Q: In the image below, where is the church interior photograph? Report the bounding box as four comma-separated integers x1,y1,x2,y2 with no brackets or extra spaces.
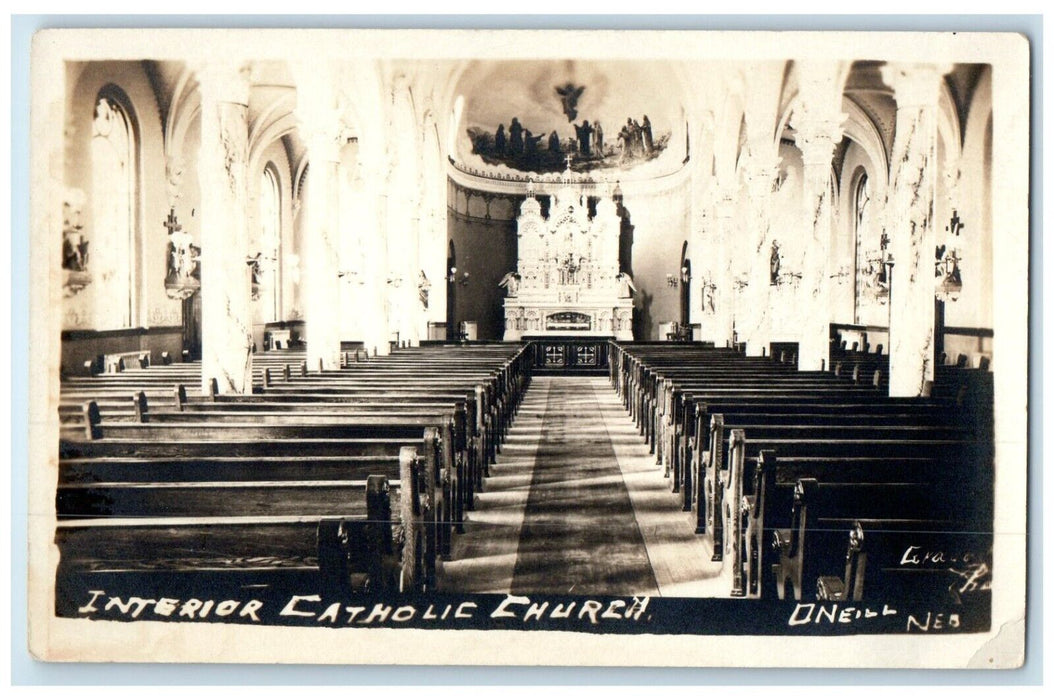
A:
27,29,1029,663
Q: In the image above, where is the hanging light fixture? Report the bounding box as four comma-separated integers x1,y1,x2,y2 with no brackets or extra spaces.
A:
935,248,963,302
935,210,965,303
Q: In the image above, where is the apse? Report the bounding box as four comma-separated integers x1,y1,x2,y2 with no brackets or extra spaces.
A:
452,60,689,177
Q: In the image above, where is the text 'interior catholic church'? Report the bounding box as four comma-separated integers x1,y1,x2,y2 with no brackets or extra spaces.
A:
30,30,1029,665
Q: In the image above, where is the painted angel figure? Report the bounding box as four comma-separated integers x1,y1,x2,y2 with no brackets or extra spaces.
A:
555,83,586,122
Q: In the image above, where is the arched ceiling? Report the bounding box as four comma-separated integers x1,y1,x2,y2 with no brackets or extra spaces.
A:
451,60,689,178
144,59,305,184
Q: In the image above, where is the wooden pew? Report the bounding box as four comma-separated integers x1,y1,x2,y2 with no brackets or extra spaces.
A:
609,341,993,605
56,446,424,596
62,409,447,579
721,433,991,601
769,478,987,603
815,520,993,603
127,393,474,557
56,344,533,599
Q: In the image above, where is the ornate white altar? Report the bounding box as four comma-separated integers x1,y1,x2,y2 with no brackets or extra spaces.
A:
503,183,634,341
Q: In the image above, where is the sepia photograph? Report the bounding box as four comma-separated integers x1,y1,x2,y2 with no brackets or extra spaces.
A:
25,26,1030,669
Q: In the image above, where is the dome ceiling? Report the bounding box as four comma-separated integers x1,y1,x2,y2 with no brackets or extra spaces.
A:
453,60,688,178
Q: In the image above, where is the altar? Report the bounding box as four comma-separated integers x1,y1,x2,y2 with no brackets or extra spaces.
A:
502,181,634,341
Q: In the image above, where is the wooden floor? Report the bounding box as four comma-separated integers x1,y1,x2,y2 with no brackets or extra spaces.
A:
442,376,729,597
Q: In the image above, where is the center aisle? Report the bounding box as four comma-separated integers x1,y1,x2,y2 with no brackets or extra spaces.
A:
443,376,721,597
510,377,659,595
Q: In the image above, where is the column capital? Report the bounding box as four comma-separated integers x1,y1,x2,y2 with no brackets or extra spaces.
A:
792,105,846,170
715,189,737,220
196,62,252,107
740,149,782,199
301,117,349,164
294,61,349,164
880,62,953,110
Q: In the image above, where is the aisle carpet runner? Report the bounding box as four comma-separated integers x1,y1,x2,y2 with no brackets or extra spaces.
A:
511,378,659,595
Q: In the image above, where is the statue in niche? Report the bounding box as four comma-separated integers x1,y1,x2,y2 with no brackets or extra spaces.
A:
62,188,88,272
164,207,201,300
248,253,263,301
770,240,781,286
703,279,716,313
62,186,92,297
418,270,431,309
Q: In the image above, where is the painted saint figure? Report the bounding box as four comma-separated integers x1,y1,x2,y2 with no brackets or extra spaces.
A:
509,118,524,155
632,119,644,155
494,123,506,155
617,123,632,164
524,130,544,156
574,120,595,157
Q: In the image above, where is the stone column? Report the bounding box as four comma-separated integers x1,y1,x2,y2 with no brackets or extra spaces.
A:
792,67,847,372
739,153,781,356
198,63,253,394
362,173,392,357
295,62,344,371
712,188,737,347
690,175,718,342
882,63,951,396
386,77,422,347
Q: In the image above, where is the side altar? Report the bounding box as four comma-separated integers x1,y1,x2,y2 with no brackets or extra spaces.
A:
502,181,634,341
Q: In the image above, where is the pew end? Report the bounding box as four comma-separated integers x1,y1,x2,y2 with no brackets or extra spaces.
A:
816,522,867,602
82,401,101,440
398,445,424,593
132,391,148,423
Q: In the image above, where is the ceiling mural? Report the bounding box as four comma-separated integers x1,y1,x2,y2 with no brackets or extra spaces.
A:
455,60,686,176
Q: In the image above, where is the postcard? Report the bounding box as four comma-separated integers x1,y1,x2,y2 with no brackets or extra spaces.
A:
27,27,1029,668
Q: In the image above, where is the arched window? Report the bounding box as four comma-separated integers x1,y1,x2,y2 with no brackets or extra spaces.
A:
259,165,282,322
91,90,138,329
855,173,871,234
853,171,878,322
